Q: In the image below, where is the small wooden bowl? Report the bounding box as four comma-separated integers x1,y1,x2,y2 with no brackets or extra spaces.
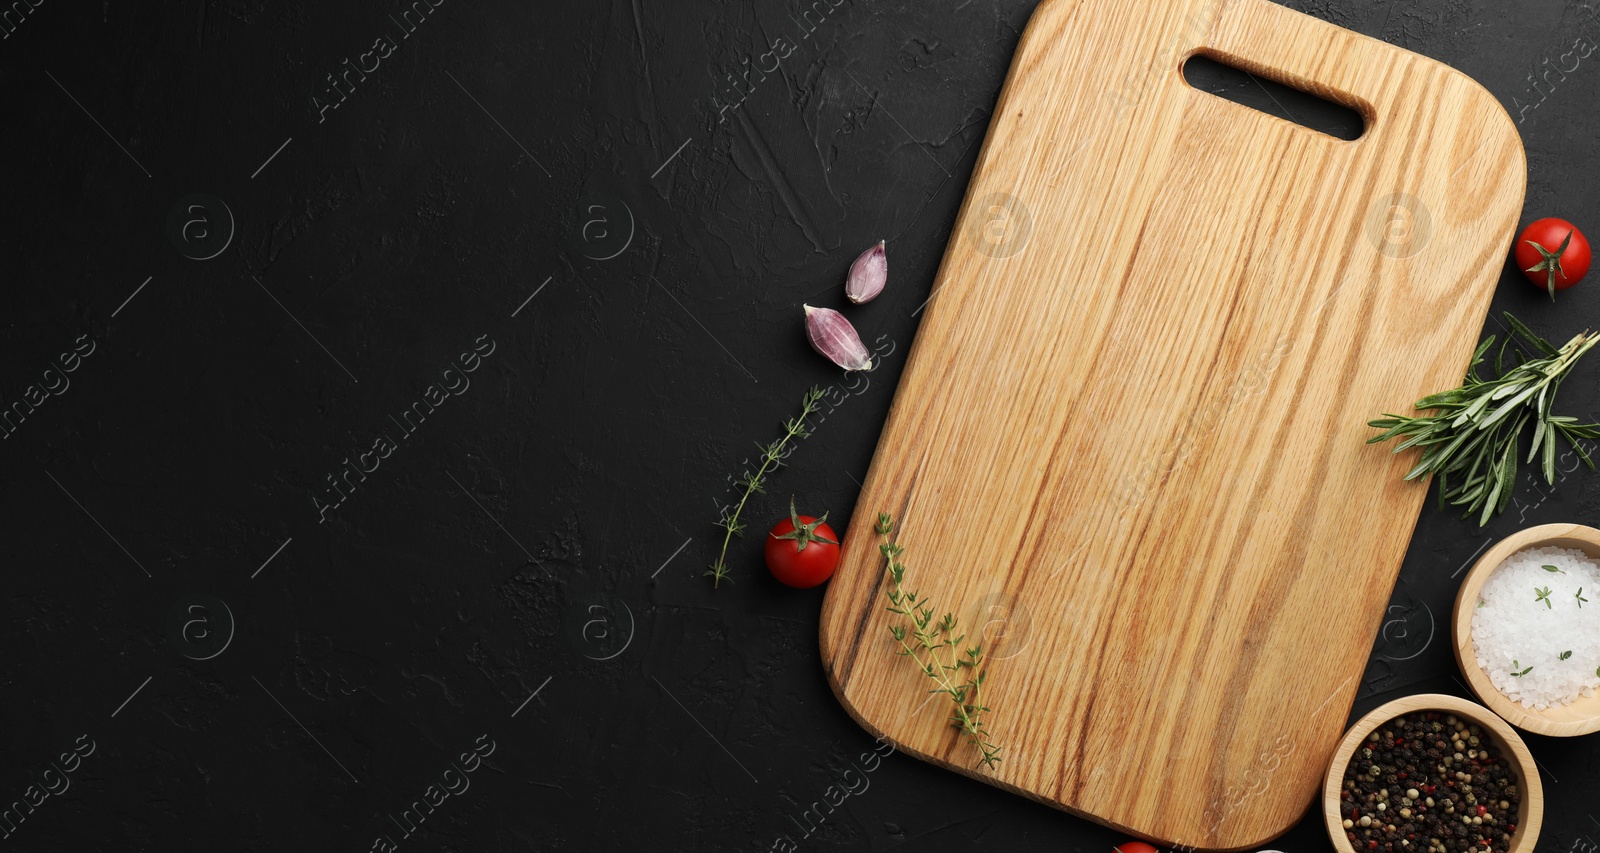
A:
1322,694,1542,853
1452,523,1600,736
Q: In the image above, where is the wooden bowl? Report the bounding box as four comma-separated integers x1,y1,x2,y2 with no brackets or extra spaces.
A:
1322,694,1542,853
1452,522,1600,736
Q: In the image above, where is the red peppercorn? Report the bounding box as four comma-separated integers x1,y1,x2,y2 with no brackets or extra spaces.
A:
1508,825,1516,832
1477,805,1488,816
1369,842,1378,850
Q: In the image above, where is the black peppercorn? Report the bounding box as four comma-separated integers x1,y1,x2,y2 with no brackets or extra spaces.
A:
1340,715,1520,853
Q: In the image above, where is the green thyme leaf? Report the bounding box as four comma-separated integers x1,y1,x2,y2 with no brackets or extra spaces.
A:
877,511,1003,771
707,387,824,588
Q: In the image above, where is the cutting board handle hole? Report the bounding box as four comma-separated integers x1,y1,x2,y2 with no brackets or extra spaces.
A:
1181,54,1366,141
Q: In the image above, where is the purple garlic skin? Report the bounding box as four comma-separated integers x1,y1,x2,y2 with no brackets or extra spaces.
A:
804,305,873,371
846,240,888,304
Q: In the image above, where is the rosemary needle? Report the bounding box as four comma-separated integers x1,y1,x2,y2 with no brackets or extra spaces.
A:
1368,313,1600,527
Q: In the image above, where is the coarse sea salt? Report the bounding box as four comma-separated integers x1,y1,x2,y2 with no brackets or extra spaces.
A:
1471,545,1600,710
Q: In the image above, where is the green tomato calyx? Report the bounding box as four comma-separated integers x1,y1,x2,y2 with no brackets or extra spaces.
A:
772,496,838,552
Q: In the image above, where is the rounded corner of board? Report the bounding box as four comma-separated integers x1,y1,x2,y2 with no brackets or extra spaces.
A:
1449,71,1529,168
1015,0,1084,44
1225,798,1313,852
819,662,903,754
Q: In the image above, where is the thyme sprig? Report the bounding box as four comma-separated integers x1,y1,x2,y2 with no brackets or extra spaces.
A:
1367,313,1600,526
875,512,1002,770
707,387,824,587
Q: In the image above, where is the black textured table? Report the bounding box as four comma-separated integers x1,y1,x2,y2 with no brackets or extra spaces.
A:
4,1,1599,850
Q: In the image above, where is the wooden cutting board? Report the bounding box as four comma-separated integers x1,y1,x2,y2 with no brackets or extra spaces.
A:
818,0,1524,848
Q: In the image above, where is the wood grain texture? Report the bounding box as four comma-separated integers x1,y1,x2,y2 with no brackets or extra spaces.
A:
1453,523,1600,737
817,0,1527,848
1320,694,1542,853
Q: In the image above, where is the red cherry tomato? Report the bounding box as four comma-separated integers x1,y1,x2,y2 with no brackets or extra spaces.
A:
764,499,840,588
1112,843,1160,853
1514,218,1590,300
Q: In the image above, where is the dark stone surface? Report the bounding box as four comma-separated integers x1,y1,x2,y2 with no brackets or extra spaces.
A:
2,0,1598,850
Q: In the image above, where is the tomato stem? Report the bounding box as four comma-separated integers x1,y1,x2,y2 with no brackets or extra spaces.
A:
1524,229,1573,301
771,496,838,552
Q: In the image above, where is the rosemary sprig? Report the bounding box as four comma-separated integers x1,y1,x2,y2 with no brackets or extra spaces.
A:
1367,313,1600,526
706,387,824,587
1535,586,1553,608
875,512,1003,770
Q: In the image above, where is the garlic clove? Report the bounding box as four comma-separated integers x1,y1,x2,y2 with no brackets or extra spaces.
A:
804,305,874,371
845,240,888,304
